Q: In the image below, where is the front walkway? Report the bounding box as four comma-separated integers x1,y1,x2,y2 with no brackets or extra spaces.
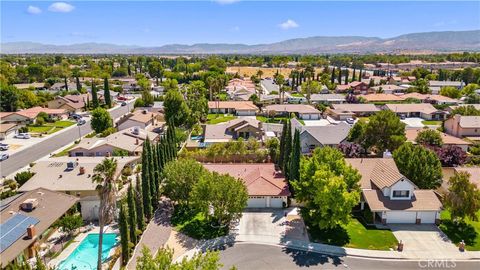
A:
126,199,173,269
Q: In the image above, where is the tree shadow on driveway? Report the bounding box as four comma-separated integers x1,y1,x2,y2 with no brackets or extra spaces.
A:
281,246,345,267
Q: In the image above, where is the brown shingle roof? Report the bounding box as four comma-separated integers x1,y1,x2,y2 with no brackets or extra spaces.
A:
405,128,471,146
0,188,78,267
203,163,291,196
363,189,442,212
345,158,405,189
208,101,258,111
265,104,320,114
384,103,440,114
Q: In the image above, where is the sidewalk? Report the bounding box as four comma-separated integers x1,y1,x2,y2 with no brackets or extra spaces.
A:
126,200,173,269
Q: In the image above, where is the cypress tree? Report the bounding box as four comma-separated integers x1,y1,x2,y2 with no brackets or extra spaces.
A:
278,121,287,168
91,80,99,108
76,76,81,91
283,120,292,179
135,174,145,231
337,68,342,85
127,184,137,244
352,68,356,82
330,67,335,84
148,141,157,208
64,77,69,91
104,78,112,108
86,97,90,109
141,141,152,220
119,203,130,265
358,69,363,82
289,129,301,183
344,69,349,85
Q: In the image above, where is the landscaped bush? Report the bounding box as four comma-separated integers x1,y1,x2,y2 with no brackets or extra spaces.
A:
180,140,269,163
14,171,35,186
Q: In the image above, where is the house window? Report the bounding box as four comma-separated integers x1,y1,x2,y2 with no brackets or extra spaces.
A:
392,190,410,198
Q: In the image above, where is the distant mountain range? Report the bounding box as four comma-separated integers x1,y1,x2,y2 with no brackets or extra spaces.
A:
2,30,479,54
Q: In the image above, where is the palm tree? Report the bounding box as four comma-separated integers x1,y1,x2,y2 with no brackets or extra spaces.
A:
93,158,118,270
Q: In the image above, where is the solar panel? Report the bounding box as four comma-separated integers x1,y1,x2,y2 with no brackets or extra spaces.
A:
0,214,40,253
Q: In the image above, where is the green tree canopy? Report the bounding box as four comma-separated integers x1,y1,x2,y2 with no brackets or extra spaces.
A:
90,107,113,134
415,129,443,147
445,172,480,222
164,90,191,127
393,143,443,189
364,110,406,154
292,147,361,230
162,159,206,205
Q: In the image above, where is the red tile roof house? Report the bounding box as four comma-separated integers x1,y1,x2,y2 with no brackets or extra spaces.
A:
264,104,321,120
336,82,369,94
0,107,68,125
346,158,442,224
203,163,291,208
208,101,258,116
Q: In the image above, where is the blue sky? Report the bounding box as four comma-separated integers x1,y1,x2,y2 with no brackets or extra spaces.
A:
2,1,479,46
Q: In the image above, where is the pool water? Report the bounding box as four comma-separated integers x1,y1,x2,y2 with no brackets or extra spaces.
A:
58,233,118,270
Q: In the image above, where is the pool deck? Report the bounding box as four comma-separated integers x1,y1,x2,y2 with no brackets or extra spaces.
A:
48,225,118,269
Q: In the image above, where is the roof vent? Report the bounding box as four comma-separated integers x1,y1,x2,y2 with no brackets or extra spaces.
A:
66,161,78,170
20,199,38,212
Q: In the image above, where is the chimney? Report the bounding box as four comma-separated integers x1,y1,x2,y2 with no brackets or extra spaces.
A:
79,166,85,175
27,225,36,239
106,152,111,157
135,138,139,145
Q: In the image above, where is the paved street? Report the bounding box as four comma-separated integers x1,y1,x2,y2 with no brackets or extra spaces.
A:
0,100,134,177
219,243,479,270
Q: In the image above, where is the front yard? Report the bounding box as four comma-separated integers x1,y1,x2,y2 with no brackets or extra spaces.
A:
439,210,480,251
171,205,228,240
256,115,305,125
206,114,236,124
308,218,398,250
421,120,443,126
28,120,75,135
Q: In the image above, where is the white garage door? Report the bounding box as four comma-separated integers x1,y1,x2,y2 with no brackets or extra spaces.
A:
417,211,437,224
270,197,284,208
386,211,417,224
247,197,266,208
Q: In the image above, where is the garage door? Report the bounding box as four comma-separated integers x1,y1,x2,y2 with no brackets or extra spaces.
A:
417,211,437,224
247,197,266,208
270,197,284,208
386,211,416,224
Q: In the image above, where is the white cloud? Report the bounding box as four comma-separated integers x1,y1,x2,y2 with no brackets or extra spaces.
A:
279,19,299,30
48,2,75,13
27,5,42,14
213,0,240,5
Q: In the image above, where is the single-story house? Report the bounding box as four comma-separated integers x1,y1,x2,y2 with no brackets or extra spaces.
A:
428,80,464,95
0,123,22,140
405,128,472,152
203,163,291,208
400,93,459,105
346,158,442,224
208,101,258,116
0,188,78,267
328,104,380,120
383,103,446,120
117,110,165,131
202,118,263,145
447,104,480,113
291,118,351,153
68,128,159,157
359,94,405,103
336,82,369,94
444,115,480,138
18,157,139,221
387,76,416,85
0,107,68,125
370,84,407,94
264,104,321,120
310,94,346,104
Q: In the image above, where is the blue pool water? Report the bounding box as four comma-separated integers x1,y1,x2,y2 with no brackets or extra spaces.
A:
57,233,118,270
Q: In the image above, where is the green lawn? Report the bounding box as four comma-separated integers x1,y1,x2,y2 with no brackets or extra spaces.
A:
439,210,480,251
53,144,77,157
172,205,228,240
290,93,305,97
308,218,398,250
206,114,236,124
422,120,443,126
28,120,75,134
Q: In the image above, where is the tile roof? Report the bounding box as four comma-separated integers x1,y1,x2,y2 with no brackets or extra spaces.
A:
405,128,471,146
458,116,480,128
265,104,320,114
400,93,458,103
454,167,480,188
363,189,442,212
2,107,67,119
310,94,346,102
207,101,258,111
127,110,164,124
331,103,380,113
203,118,261,142
384,103,440,114
359,94,404,102
203,163,290,196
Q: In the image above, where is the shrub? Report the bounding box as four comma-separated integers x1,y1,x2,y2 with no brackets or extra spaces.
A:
100,127,117,137
14,171,35,186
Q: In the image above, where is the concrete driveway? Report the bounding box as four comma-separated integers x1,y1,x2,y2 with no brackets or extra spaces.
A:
389,224,459,258
401,117,425,128
233,208,308,244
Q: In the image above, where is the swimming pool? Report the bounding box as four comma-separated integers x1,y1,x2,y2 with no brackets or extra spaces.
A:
57,233,118,270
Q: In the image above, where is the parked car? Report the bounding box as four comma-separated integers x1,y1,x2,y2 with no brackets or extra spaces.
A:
117,96,127,101
0,143,9,151
0,153,9,161
15,133,31,139
121,102,127,106
77,119,86,126
70,114,82,120
400,114,406,120
346,118,355,125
